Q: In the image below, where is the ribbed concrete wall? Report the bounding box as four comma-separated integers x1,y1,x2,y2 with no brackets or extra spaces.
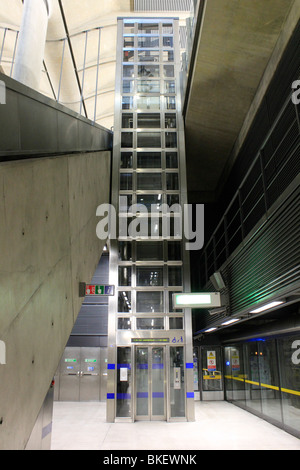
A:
0,150,110,449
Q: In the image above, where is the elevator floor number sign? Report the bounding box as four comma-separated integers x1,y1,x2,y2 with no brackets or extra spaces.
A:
207,350,216,371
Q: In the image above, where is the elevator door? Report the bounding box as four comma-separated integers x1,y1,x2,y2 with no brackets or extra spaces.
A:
135,346,166,421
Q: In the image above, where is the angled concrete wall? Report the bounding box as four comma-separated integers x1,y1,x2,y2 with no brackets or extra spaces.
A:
0,150,110,449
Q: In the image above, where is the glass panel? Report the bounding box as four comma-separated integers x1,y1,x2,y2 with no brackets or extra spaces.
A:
278,336,300,433
258,340,282,423
120,152,133,169
120,173,132,190
165,80,175,93
138,37,159,48
230,345,246,405
163,36,173,47
170,346,185,417
137,152,161,168
118,318,132,330
165,96,176,110
136,347,149,416
118,291,132,313
118,266,132,286
169,291,182,313
138,50,160,62
152,347,165,416
136,95,160,109
136,241,163,260
166,152,178,168
118,241,132,261
169,317,183,329
162,50,174,62
165,132,177,148
244,342,262,414
167,194,180,206
122,96,133,110
138,23,159,34
168,266,182,286
122,114,133,128
168,241,182,260
123,64,134,78
137,194,162,212
136,266,163,286
123,50,135,62
138,64,160,77
137,80,160,93
134,217,162,237
137,173,162,190
162,24,173,34
165,114,176,128
163,65,174,78
123,36,134,48
119,194,132,212
124,23,135,34
137,132,161,149
116,347,132,418
137,113,160,128
123,80,134,94
201,347,223,392
136,318,164,330
136,291,164,312
166,173,179,190
121,132,133,148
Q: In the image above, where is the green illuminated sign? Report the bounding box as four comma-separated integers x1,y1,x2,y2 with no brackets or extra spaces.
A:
131,338,169,343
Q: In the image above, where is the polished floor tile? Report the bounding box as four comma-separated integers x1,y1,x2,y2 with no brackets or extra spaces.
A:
51,400,300,450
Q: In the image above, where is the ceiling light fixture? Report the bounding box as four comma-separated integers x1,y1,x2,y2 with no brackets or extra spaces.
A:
204,327,217,333
221,318,240,326
249,300,285,314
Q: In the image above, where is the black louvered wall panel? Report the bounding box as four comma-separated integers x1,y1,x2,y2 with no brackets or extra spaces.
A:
226,189,300,315
195,188,300,331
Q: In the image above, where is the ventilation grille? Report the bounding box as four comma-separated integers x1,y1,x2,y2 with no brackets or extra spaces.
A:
134,0,193,11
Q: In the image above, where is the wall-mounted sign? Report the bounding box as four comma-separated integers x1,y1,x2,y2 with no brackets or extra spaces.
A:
172,292,221,309
79,282,115,297
207,350,216,371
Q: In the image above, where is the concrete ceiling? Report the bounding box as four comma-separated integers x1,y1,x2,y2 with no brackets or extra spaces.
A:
184,0,297,203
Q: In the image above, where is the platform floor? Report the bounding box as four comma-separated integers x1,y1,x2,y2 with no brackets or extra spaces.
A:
50,400,300,450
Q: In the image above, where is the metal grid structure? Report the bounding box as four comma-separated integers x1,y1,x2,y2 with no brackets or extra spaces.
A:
106,17,195,423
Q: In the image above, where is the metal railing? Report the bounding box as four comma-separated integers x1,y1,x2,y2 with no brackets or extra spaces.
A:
199,92,300,288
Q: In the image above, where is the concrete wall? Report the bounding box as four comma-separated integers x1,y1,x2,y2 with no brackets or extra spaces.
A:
0,150,110,449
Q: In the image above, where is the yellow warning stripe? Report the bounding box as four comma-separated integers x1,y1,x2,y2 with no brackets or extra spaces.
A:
281,387,300,396
203,375,222,380
225,375,299,395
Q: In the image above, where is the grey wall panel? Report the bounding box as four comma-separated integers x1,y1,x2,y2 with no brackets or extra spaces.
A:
0,72,112,160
